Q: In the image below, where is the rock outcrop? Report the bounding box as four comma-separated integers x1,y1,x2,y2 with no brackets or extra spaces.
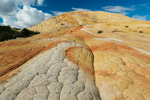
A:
0,11,150,100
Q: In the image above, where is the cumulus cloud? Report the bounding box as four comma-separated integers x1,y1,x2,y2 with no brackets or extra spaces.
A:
2,5,52,28
132,15,149,21
15,5,52,27
102,6,135,15
44,13,53,19
37,0,44,6
15,0,36,6
0,0,52,28
51,7,91,16
72,7,91,11
0,0,17,16
51,11,66,16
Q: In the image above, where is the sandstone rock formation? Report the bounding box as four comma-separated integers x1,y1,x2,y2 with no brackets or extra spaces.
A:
0,11,150,100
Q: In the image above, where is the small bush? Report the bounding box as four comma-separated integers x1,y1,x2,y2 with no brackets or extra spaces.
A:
97,30,103,34
139,31,143,33
21,28,30,37
125,26,129,28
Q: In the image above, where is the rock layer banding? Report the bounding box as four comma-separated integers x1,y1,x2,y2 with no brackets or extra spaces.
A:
0,11,150,100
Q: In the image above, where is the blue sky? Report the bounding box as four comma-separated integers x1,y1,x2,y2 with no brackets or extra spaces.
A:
0,0,150,28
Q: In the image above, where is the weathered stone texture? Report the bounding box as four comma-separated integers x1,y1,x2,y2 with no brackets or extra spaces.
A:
0,11,150,100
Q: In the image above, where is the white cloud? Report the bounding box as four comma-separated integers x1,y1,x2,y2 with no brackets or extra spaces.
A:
132,15,149,21
51,8,92,16
1,5,52,28
15,5,45,27
44,13,53,19
51,11,66,16
15,0,36,6
72,7,91,11
102,6,135,15
0,0,17,16
0,0,52,28
140,3,150,6
37,0,44,6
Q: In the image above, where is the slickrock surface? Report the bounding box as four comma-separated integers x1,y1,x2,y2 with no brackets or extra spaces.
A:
0,11,150,100
28,11,137,34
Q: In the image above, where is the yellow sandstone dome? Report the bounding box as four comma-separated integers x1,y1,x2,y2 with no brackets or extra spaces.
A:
0,11,150,100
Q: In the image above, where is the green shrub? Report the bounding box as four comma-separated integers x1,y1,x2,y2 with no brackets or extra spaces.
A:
139,31,143,33
125,26,129,28
0,25,40,42
21,28,40,37
97,30,103,34
0,32,12,41
21,28,30,37
13,32,23,38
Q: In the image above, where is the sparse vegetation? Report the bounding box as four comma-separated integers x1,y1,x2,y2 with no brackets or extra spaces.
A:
97,30,103,34
125,26,129,28
0,25,40,42
139,31,143,33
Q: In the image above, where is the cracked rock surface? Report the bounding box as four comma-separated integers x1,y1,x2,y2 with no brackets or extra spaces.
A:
0,41,100,100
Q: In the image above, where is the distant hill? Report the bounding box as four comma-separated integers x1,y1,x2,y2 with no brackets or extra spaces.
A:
28,11,139,34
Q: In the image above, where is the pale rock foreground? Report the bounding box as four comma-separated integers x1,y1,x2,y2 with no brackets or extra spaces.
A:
0,11,150,100
0,41,100,100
